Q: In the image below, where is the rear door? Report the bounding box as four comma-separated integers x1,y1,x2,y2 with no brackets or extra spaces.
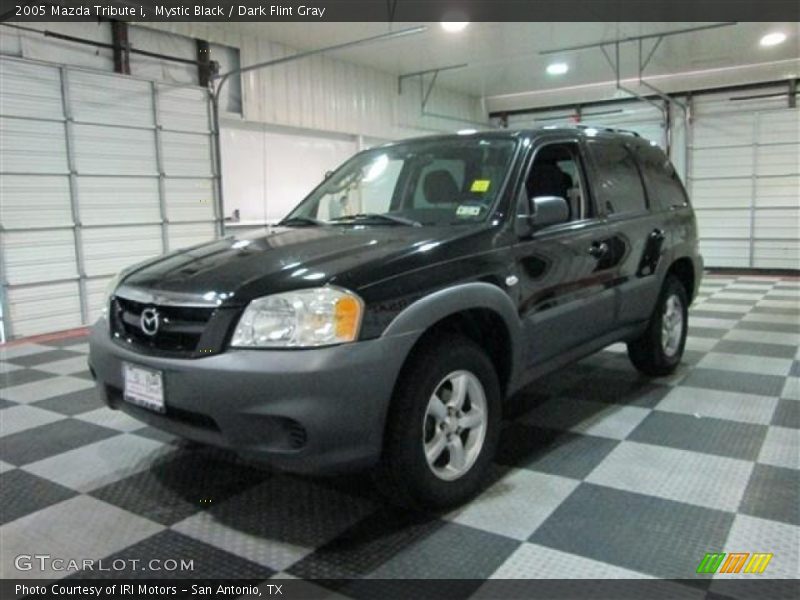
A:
584,137,668,327
513,137,616,367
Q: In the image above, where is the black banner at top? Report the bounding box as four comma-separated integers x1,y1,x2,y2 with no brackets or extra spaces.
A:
1,0,799,22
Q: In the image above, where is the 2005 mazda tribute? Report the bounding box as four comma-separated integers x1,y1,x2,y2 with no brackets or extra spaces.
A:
90,127,702,508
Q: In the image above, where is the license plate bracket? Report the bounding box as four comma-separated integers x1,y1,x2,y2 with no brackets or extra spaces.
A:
123,362,165,414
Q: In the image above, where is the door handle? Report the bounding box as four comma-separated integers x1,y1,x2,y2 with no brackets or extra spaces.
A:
588,242,609,258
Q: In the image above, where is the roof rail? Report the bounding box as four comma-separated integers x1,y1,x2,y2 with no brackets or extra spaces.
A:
573,124,641,137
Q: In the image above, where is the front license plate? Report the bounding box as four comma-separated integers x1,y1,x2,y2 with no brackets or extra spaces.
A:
123,363,165,414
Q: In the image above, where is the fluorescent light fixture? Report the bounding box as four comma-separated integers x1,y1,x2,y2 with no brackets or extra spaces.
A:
457,128,477,135
441,22,469,33
760,32,787,47
547,62,569,75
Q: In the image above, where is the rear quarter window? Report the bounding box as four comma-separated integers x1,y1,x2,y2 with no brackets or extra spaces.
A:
586,140,648,216
634,145,690,211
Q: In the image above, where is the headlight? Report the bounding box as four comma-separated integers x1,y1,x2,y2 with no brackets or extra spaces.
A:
230,287,364,348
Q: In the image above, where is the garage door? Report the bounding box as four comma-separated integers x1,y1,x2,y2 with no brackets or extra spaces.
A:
0,56,219,339
689,87,799,269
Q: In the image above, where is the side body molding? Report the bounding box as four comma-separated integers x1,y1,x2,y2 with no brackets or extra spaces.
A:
381,282,525,395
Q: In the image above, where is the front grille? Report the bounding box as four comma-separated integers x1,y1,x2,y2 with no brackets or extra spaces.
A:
111,296,216,357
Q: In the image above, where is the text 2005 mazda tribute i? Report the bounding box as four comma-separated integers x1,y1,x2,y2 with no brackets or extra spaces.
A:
90,128,702,508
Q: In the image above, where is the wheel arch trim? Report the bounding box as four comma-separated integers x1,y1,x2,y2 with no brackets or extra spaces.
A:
381,282,524,392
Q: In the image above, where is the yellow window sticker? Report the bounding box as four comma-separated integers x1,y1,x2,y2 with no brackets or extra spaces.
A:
470,179,491,193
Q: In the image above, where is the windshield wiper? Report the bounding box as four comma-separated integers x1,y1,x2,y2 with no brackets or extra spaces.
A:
330,213,422,227
277,216,325,227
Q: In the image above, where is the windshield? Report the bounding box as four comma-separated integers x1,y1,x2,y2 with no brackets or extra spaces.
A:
284,137,517,226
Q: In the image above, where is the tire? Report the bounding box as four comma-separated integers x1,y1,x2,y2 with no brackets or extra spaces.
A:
627,275,689,376
374,334,502,510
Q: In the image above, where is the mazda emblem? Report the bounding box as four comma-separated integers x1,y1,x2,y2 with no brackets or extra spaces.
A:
140,307,160,336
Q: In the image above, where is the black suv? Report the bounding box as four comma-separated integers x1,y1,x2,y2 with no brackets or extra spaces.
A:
90,127,702,508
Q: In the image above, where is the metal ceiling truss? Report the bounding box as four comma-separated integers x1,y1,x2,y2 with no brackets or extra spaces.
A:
397,63,494,128
540,23,738,153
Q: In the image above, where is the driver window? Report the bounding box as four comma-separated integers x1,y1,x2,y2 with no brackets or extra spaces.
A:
525,142,589,222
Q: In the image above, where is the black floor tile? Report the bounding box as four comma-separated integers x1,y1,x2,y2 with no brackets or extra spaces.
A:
289,507,517,588
713,340,798,360
32,387,104,416
690,310,744,320
681,368,786,397
496,423,619,479
735,321,800,335
69,530,273,579
770,399,800,429
628,412,767,461
0,368,54,389
90,447,271,525
530,483,734,579
790,361,800,378
739,464,799,526
0,419,119,466
686,327,727,339
4,349,84,368
0,469,78,525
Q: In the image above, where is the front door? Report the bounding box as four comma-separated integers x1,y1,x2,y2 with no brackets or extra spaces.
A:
512,139,617,368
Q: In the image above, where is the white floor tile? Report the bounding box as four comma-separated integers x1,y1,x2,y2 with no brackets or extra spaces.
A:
0,344,54,360
488,542,656,579
0,376,94,404
757,427,800,470
656,387,778,425
75,407,147,432
0,405,65,437
22,434,168,492
446,468,579,541
697,352,793,377
0,496,163,579
585,441,754,512
34,356,89,376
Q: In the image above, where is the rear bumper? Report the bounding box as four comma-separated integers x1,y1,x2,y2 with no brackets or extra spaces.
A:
88,320,418,473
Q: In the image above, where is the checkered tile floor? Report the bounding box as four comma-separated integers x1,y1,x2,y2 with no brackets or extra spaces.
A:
1,275,798,591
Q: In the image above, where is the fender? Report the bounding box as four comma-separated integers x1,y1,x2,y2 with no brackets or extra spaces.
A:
381,282,525,394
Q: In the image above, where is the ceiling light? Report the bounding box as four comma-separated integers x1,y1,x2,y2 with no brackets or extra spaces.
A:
760,32,787,47
547,62,569,75
441,22,469,33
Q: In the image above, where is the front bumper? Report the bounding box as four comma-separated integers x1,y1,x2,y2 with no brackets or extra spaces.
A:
88,320,418,473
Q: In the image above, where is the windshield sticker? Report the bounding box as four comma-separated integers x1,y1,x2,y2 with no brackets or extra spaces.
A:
470,179,491,193
456,205,483,217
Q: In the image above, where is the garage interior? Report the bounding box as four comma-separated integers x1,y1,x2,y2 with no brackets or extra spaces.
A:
1,18,798,591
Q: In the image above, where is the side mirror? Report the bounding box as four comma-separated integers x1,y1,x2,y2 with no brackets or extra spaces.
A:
530,195,569,228
324,170,333,180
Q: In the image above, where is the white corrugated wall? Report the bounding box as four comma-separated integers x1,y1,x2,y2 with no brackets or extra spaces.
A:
0,56,218,339
140,22,486,138
688,87,799,269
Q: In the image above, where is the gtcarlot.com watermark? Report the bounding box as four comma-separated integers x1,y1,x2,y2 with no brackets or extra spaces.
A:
15,554,195,573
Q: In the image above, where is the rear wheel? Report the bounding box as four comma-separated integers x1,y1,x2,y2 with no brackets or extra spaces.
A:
627,275,689,376
374,334,501,509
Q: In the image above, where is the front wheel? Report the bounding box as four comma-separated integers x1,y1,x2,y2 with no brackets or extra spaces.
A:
374,334,501,510
627,275,689,376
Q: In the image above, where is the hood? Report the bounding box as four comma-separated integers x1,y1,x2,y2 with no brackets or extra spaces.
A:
119,224,488,306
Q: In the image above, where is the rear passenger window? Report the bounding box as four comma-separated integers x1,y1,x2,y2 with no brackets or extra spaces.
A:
587,141,647,215
634,145,689,210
